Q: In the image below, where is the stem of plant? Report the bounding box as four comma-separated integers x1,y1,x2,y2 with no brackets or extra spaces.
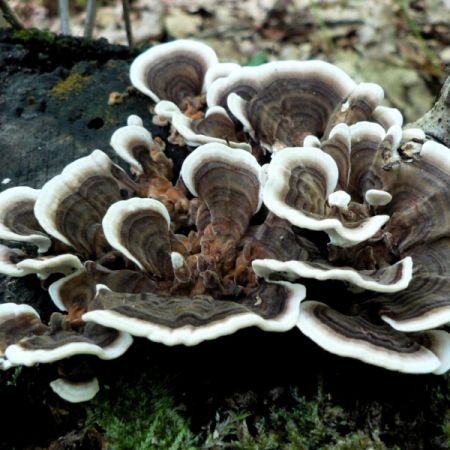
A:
58,0,71,35
0,0,23,29
84,0,97,39
122,0,133,48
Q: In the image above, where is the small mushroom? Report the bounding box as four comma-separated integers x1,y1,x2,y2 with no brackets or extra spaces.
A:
130,40,218,110
381,140,450,253
49,377,100,403
297,301,450,374
4,313,133,367
0,303,47,370
0,187,51,253
213,61,356,151
170,106,250,150
102,198,173,278
263,146,389,247
34,150,132,256
253,256,413,293
181,142,263,241
83,281,305,346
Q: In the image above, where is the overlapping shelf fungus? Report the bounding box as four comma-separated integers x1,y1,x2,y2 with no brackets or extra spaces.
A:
1,39,449,402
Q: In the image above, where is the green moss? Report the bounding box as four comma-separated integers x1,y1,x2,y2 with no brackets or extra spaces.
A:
87,374,199,450
204,390,392,450
88,372,395,450
12,28,56,43
439,378,450,447
5,366,23,386
51,73,91,99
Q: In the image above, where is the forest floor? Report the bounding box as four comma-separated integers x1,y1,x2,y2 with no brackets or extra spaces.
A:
1,1,450,449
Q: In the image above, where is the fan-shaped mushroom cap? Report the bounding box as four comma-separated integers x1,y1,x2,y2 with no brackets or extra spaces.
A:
0,245,29,276
348,121,386,196
401,127,425,143
429,330,450,375
253,256,413,293
170,106,251,150
327,191,351,209
181,143,263,240
263,147,389,247
102,198,173,278
382,140,450,252
365,189,392,206
321,123,351,190
4,314,133,366
207,64,262,109
0,303,46,370
49,377,100,403
378,238,450,332
0,187,51,253
110,115,154,175
243,214,312,263
210,61,356,151
325,82,384,135
153,100,182,121
0,246,82,278
34,150,130,256
297,301,447,374
25,254,83,278
130,40,218,106
372,106,403,130
83,281,305,346
49,269,95,312
204,62,241,90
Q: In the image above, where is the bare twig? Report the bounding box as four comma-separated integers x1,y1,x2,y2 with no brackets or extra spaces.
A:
58,0,71,35
84,0,97,39
122,0,133,48
408,75,450,148
0,0,23,29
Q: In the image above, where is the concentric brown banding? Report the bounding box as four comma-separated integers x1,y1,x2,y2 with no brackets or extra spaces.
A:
120,210,172,278
145,54,207,106
381,156,450,253
378,275,450,321
246,214,312,262
284,165,329,218
213,81,259,110
192,112,239,141
348,131,384,199
193,160,260,240
311,303,422,354
87,262,159,294
0,313,47,352
55,174,122,255
321,133,350,190
17,313,121,351
4,200,45,237
52,270,96,312
90,282,289,328
376,239,450,323
246,78,345,147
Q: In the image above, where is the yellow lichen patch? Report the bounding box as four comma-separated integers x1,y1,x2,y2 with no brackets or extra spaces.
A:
51,73,91,99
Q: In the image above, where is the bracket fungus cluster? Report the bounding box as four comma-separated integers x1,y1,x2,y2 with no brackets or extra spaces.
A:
0,39,449,402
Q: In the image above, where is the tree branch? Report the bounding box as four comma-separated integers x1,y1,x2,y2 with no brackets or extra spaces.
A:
122,0,133,48
0,0,23,29
408,75,450,148
58,0,71,35
84,0,97,39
